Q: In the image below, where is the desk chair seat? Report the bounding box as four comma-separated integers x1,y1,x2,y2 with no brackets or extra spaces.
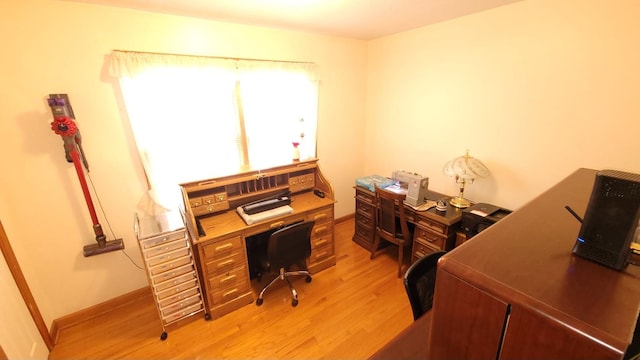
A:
370,186,414,277
403,251,446,320
255,220,315,307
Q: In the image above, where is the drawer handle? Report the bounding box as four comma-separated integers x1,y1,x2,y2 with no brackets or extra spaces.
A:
215,243,233,252
314,214,327,221
220,274,237,285
223,289,239,299
314,226,327,235
218,259,235,268
314,239,328,247
270,221,284,228
314,251,328,260
415,251,426,258
359,205,371,211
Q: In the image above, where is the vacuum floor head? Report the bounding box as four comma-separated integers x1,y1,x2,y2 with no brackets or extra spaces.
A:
83,238,124,257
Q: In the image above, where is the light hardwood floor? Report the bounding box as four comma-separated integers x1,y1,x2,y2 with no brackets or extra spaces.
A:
49,217,415,359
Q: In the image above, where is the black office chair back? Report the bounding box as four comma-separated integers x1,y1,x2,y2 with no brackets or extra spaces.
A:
268,220,315,270
403,251,446,320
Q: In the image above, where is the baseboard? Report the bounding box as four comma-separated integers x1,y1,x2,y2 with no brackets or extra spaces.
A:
335,213,354,224
50,287,151,344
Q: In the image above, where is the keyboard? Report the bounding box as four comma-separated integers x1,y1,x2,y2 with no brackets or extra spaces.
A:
236,205,293,225
242,196,291,215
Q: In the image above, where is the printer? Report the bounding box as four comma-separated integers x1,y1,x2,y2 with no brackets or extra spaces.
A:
462,203,512,238
392,170,429,207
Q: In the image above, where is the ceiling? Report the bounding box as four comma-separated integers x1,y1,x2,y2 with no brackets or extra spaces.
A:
68,0,522,40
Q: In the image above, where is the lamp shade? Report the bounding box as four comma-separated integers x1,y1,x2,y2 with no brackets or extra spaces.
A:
443,150,489,181
443,150,489,208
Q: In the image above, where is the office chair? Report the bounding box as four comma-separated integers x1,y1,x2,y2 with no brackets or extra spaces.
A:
370,185,414,277
255,220,315,307
403,251,446,320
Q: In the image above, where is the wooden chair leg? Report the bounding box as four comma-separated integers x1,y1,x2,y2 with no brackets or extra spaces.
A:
397,243,404,278
370,234,381,259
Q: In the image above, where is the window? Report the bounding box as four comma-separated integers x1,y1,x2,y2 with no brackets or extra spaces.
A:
110,51,318,209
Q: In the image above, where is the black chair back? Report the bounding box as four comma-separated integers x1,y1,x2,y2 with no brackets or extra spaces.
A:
403,251,446,320
268,220,315,270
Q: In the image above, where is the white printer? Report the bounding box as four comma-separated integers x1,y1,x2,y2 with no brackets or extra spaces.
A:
392,170,429,207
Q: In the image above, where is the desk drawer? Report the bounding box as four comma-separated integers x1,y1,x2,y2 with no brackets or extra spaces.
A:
192,201,230,216
356,200,375,217
205,251,245,275
355,220,374,242
355,212,374,229
157,279,200,303
163,302,203,324
413,241,441,260
355,188,375,204
139,229,186,249
143,237,188,259
312,222,332,238
208,266,248,289
415,215,447,235
160,294,202,318
210,281,250,305
311,232,333,250
149,255,192,276
245,215,306,237
154,270,196,291
307,206,333,224
414,227,446,250
202,235,243,260
147,247,190,267
311,243,333,263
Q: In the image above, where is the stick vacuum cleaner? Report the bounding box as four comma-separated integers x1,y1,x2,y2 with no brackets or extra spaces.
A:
47,94,124,257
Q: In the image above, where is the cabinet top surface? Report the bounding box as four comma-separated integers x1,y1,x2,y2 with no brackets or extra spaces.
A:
440,168,640,349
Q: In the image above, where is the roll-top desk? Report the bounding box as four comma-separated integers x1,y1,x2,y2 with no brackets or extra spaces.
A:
180,159,336,319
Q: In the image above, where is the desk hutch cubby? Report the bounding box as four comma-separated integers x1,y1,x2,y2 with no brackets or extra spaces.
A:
180,159,336,319
353,186,462,264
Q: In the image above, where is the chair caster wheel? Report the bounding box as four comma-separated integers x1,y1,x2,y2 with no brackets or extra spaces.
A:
292,299,298,307
160,331,168,341
256,298,264,306
204,313,211,321
305,276,312,283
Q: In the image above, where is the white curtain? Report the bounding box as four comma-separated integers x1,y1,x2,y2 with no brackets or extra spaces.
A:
110,51,318,210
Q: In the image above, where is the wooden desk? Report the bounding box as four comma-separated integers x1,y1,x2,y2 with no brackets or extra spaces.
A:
180,159,336,319
429,168,640,359
353,186,463,263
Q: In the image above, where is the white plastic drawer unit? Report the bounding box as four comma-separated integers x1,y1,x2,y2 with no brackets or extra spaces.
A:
135,210,207,340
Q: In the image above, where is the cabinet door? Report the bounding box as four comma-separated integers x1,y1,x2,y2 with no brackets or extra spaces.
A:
429,270,509,359
500,306,622,360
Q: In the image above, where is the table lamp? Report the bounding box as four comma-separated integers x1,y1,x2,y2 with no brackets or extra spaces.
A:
443,150,489,208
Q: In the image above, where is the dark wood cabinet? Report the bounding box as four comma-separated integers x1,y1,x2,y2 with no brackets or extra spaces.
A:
429,168,640,359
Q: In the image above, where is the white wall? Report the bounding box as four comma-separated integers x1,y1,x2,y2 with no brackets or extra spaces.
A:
0,0,367,350
366,0,640,211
